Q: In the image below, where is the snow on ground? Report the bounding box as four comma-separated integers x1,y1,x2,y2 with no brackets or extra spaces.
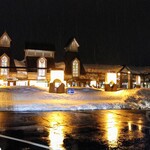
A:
0,86,150,111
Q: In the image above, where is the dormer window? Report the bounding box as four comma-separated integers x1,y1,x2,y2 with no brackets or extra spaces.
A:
0,55,9,75
38,57,47,79
72,58,80,77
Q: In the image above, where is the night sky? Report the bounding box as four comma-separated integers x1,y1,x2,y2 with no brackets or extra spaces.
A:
0,0,150,66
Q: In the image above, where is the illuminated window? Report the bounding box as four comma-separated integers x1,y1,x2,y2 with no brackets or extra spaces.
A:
38,57,46,77
1,55,9,75
72,58,80,77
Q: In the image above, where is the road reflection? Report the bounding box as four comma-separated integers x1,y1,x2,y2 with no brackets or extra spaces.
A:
98,110,146,149
106,113,118,148
48,113,65,150
0,110,149,149
128,121,132,131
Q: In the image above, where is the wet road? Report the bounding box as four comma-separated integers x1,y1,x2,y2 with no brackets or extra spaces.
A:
0,110,150,150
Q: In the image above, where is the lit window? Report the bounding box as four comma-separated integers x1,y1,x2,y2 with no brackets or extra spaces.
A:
1,55,9,75
72,59,80,77
38,58,46,77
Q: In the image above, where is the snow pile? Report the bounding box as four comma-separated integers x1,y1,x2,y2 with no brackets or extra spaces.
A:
125,88,150,109
0,86,149,111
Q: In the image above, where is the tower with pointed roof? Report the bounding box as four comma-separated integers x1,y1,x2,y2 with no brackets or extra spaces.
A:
0,32,12,48
0,32,16,79
64,38,79,52
64,37,85,86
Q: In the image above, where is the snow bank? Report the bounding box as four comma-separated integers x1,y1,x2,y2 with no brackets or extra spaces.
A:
125,88,150,109
0,86,149,111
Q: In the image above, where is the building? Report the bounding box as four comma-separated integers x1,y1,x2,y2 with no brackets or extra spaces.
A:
118,66,150,89
0,32,16,86
0,32,55,86
0,32,150,89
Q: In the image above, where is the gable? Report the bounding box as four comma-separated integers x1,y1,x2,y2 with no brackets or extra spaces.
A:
65,38,79,52
0,32,11,48
0,53,10,66
120,66,131,73
72,58,80,64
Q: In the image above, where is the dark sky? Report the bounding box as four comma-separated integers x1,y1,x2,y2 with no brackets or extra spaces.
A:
0,0,150,66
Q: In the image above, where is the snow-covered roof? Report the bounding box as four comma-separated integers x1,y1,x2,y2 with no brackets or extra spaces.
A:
83,64,122,73
64,38,79,52
55,62,65,70
14,59,26,67
121,66,150,74
14,59,26,71
0,32,11,48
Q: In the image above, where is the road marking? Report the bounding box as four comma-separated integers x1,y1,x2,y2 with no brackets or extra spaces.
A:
0,134,50,149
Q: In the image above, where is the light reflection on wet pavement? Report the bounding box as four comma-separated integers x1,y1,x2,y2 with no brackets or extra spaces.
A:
0,110,150,150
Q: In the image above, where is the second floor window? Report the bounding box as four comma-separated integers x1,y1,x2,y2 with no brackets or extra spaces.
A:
1,55,9,75
38,58,46,77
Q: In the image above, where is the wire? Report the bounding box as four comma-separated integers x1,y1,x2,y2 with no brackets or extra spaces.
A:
0,134,50,149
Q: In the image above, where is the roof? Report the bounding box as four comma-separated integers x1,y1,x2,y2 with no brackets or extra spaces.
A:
0,32,11,48
84,64,123,73
14,59,26,67
120,66,150,75
64,37,79,52
55,62,65,70
25,42,55,51
14,59,27,71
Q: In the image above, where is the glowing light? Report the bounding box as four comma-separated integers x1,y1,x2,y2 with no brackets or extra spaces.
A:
50,70,64,83
49,123,64,150
16,81,28,86
29,80,48,87
90,80,96,87
29,80,37,86
136,75,141,85
105,73,117,84
48,113,66,150
138,125,142,131
106,113,118,148
0,80,4,85
128,122,132,131
137,119,143,131
0,79,7,86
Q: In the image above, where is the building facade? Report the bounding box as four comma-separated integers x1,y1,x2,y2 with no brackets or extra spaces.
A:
0,32,55,86
0,32,149,89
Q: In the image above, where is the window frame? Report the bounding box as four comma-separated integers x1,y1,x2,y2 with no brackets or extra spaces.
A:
37,57,47,78
72,58,80,77
0,54,10,76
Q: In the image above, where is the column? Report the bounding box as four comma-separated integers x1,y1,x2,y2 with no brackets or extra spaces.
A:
128,71,132,89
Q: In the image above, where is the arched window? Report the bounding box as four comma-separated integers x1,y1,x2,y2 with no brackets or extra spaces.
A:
1,55,9,75
72,58,80,77
38,57,46,78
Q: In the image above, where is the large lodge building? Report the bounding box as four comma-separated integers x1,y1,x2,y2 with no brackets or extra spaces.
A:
0,32,150,90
